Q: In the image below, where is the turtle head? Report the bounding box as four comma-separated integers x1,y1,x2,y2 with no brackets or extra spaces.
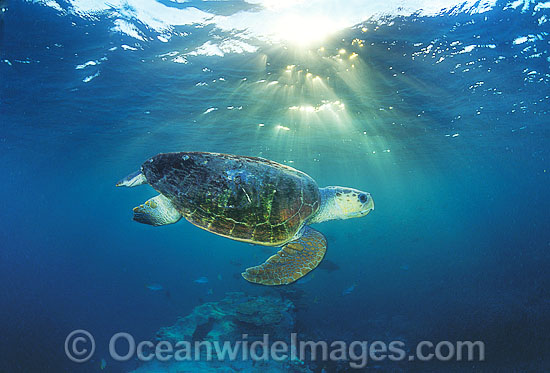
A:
330,187,374,219
310,186,374,224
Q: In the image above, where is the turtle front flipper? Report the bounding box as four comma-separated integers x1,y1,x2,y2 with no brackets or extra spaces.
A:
242,226,327,285
133,194,182,226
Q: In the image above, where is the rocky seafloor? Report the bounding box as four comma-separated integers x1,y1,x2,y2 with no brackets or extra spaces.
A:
130,292,313,373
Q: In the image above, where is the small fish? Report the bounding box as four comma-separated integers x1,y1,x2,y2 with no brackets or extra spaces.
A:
342,284,356,296
100,358,107,370
217,274,222,281
146,283,164,291
318,259,340,272
194,277,209,284
400,264,410,271
207,288,213,295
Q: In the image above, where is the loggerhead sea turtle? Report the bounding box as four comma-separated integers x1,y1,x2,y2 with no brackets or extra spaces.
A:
117,152,374,285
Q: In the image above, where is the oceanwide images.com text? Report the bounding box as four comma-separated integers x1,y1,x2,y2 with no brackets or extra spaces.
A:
65,330,485,368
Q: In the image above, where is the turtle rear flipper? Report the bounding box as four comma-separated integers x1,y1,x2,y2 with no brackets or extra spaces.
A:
116,170,147,187
133,194,182,226
242,226,327,285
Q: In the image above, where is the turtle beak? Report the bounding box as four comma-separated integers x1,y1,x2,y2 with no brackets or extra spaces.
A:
361,193,374,215
368,194,374,211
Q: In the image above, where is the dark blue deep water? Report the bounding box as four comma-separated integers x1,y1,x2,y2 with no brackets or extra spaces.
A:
1,0,549,372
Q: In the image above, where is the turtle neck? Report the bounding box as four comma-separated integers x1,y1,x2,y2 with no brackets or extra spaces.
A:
308,187,342,224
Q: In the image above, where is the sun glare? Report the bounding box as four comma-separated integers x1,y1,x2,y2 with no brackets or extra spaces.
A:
273,14,342,46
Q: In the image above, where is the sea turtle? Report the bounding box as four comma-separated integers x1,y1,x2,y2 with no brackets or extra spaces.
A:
117,152,374,285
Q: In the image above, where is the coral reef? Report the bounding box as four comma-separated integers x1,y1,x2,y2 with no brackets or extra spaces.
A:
131,292,311,373
155,292,294,343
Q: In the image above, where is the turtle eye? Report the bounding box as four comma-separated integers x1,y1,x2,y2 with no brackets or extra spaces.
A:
359,194,368,203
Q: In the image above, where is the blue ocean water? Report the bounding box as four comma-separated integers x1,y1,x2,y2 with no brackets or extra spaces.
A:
1,0,549,371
